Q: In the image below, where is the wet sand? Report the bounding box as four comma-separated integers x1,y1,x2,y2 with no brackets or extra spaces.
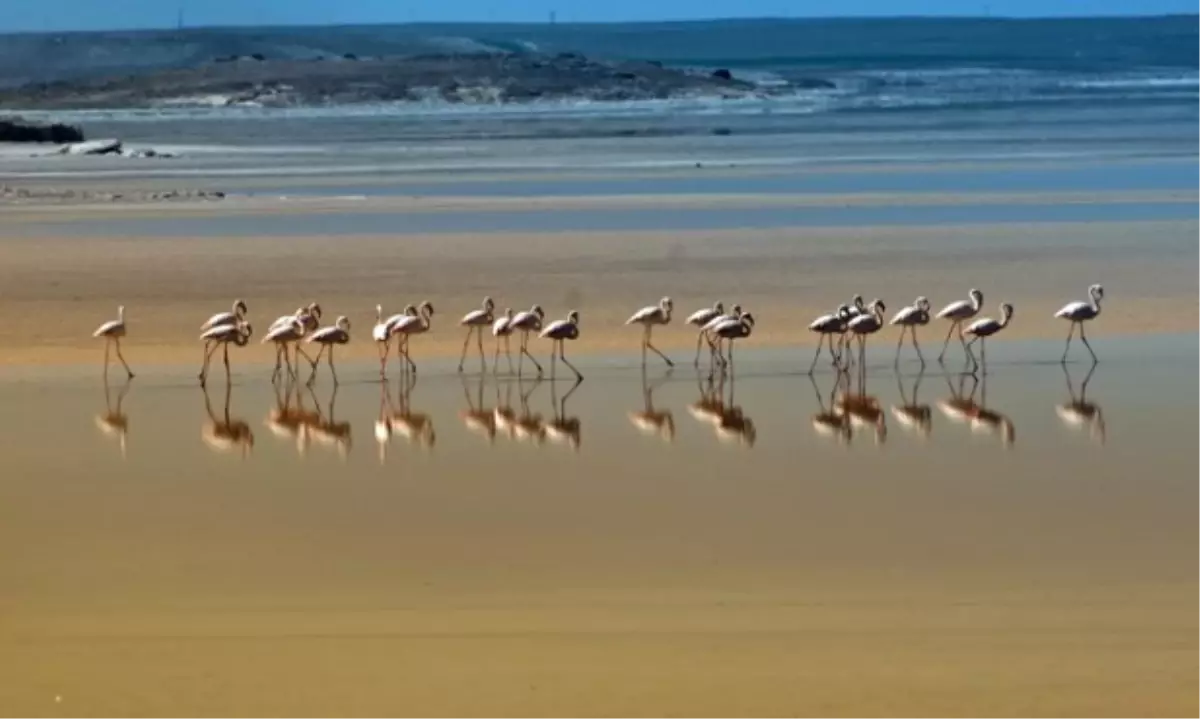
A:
0,335,1195,716
0,219,1195,368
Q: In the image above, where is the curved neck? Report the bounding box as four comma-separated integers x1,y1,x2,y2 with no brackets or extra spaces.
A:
1091,290,1102,313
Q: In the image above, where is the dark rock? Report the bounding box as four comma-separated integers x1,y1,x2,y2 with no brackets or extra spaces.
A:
250,53,265,61
614,71,638,81
791,77,836,90
711,68,734,81
0,117,84,143
342,53,358,61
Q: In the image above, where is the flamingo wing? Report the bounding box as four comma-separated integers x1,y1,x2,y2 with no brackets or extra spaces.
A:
935,299,972,320
626,306,658,325
93,320,123,337
965,317,999,336
201,311,237,331
1054,301,1092,320
263,324,300,343
371,323,391,342
890,306,921,326
685,308,718,326
808,313,840,332
461,309,490,326
307,327,347,344
492,316,511,336
200,324,239,341
539,320,575,339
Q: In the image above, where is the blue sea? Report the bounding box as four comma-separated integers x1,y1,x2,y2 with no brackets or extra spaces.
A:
2,16,1196,173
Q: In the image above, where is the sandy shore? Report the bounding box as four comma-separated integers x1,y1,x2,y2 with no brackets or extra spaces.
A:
0,219,1194,368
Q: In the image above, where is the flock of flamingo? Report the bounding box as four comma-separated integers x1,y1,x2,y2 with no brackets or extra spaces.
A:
91,284,1105,383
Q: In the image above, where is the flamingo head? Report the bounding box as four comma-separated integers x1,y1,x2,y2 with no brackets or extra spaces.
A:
713,301,724,314
531,304,545,319
835,303,852,321
661,297,673,311
336,315,351,331
402,303,417,316
1000,303,1015,322
869,299,886,315
969,288,983,305
915,296,930,311
851,294,865,311
567,310,580,325
375,304,383,320
239,321,254,340
483,296,495,312
308,302,323,319
421,301,435,316
741,312,756,328
1090,284,1104,301
730,303,743,317
233,299,248,318
117,305,125,319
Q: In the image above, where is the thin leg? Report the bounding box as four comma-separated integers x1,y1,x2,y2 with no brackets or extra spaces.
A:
476,325,486,374
964,337,979,373
103,337,111,376
938,321,958,363
505,334,514,374
199,341,220,385
521,332,543,375
272,345,283,382
694,330,705,368
517,332,525,376
284,344,297,381
222,343,231,385
295,345,317,369
807,337,822,375
1061,322,1076,363
641,326,648,367
645,326,674,368
307,345,326,385
560,341,583,381
1079,323,1097,363
912,328,925,367
894,326,906,366
981,338,987,375
377,338,390,379
550,341,557,381
457,327,472,373
329,345,338,386
493,334,502,375
112,338,133,378
406,339,417,374
828,334,841,366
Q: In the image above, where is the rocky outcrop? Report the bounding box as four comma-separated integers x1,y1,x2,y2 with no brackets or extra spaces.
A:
0,117,84,143
0,52,771,110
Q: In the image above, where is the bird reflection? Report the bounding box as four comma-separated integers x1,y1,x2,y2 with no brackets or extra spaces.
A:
201,381,254,457
513,376,546,446
837,368,886,446
629,368,675,442
493,379,519,441
389,372,436,450
95,377,132,458
459,374,497,445
265,377,309,457
712,371,756,448
688,370,726,430
937,371,1015,447
809,373,851,445
890,369,932,440
303,382,352,459
1056,362,1105,444
545,378,583,450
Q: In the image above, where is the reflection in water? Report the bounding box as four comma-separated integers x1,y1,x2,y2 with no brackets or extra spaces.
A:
493,380,518,441
688,370,725,430
94,378,132,458
304,383,352,459
1056,363,1106,444
265,378,309,457
513,377,547,446
837,369,887,446
629,369,675,443
809,373,851,445
458,375,497,445
937,371,1015,447
545,378,583,450
389,374,436,450
201,382,254,457
705,371,756,448
891,369,932,440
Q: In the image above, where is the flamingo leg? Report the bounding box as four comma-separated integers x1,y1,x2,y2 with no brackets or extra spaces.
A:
521,332,543,376
912,328,925,367
284,344,297,381
295,345,317,369
1079,323,1097,364
493,334,502,375
271,345,284,382
457,327,473,373
964,337,980,373
937,321,958,362
829,334,842,366
560,340,583,381
377,338,390,380
894,326,907,366
505,334,515,375
476,325,486,374
111,338,133,378
1060,322,1076,364
199,341,220,385
694,330,706,367
807,336,823,375
222,342,231,385
550,340,557,381
328,345,338,386
404,338,417,374
307,345,326,385
103,337,111,377
645,326,674,368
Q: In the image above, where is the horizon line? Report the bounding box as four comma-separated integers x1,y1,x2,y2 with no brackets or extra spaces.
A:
1,12,1195,36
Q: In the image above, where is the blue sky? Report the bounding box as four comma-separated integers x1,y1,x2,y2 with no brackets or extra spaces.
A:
3,0,1194,32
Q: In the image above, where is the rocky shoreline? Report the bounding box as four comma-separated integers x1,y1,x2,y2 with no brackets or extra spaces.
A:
0,184,225,204
0,52,773,110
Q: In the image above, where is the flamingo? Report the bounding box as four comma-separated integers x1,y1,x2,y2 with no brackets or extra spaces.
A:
198,321,252,387
389,301,435,375
369,304,393,379
685,301,725,367
458,296,496,374
93,305,134,378
540,310,582,381
935,289,983,362
1056,363,1105,444
261,317,307,382
627,297,674,367
698,304,743,367
711,312,756,371
1055,283,1104,364
963,303,1014,374
846,299,886,369
201,298,249,332
95,378,132,458
510,304,546,376
890,296,931,367
835,295,868,359
629,369,675,442
305,315,351,385
492,307,516,375
807,304,852,374
809,374,851,444
268,303,321,368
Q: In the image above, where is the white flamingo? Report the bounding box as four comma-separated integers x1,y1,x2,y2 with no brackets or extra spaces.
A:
389,301,434,375
261,317,307,382
836,295,868,358
889,296,932,367
964,303,1014,374
934,288,983,362
807,304,852,374
1054,283,1103,364
306,315,351,385
510,304,546,376
458,296,496,374
201,298,249,332
626,296,674,368
198,321,253,387
711,312,755,371
846,299,887,367
698,304,743,366
268,302,321,368
540,310,582,381
685,300,725,367
371,304,405,379
492,307,516,375
93,305,134,378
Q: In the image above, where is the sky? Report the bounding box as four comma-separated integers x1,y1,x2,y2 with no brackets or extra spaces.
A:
2,0,1195,32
